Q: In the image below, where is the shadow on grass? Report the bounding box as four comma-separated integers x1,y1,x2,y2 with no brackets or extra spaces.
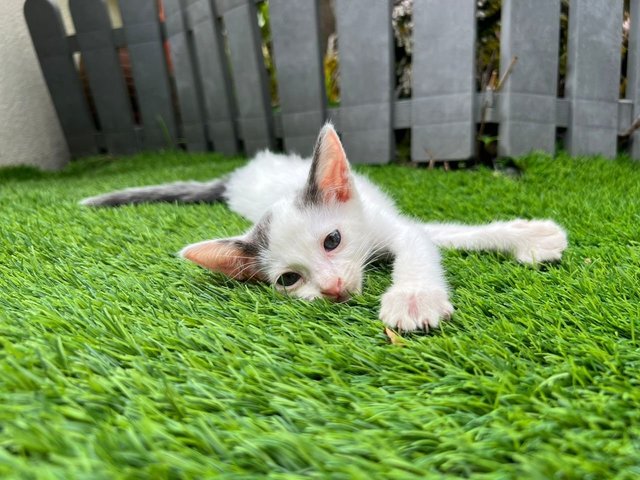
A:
0,151,244,183
0,165,47,181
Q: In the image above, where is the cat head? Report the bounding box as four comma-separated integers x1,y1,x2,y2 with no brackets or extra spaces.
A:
180,123,371,302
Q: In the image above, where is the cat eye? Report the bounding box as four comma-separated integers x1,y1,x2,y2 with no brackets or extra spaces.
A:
323,230,341,251
277,271,301,287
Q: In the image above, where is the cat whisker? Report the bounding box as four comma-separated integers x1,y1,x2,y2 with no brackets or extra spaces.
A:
229,258,263,280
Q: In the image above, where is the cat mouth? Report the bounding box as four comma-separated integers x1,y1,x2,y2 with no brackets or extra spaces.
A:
325,293,351,303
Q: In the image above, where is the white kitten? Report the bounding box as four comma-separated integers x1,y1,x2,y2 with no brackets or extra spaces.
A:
82,123,568,331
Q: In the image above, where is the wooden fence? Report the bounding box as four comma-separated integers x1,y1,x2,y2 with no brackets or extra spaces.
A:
25,0,640,163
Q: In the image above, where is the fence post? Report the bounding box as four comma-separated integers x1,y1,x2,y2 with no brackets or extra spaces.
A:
24,0,96,158
333,0,393,164
565,0,623,158
118,0,178,150
499,0,560,157
184,0,238,155
270,0,326,157
164,0,209,151
221,0,275,156
411,0,476,162
69,0,138,154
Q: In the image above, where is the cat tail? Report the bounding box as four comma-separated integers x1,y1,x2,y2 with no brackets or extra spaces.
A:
80,179,227,207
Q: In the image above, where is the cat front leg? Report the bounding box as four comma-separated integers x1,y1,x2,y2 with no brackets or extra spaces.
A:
379,224,453,332
423,219,568,263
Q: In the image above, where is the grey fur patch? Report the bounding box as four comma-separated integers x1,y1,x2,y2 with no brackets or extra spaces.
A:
235,212,272,258
252,212,272,252
299,132,324,207
226,212,272,281
80,179,228,207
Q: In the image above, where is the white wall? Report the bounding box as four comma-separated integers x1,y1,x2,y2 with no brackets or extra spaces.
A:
0,0,69,170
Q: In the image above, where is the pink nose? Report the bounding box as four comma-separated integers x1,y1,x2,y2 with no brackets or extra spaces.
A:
321,279,348,301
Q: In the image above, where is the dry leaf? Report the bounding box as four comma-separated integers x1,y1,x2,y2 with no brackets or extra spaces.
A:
384,327,405,346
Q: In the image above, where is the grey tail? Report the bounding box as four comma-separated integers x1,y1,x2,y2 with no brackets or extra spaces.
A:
80,179,227,207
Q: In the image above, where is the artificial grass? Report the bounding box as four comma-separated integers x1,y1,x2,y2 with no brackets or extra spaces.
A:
1,150,639,479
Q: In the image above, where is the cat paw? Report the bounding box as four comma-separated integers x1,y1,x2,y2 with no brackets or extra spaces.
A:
509,220,568,264
379,287,453,332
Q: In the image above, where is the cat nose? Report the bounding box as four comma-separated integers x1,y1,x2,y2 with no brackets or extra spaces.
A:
321,279,349,302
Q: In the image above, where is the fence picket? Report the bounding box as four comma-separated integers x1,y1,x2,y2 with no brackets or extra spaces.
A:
411,0,476,162
69,0,137,154
25,0,97,157
565,0,623,158
184,0,238,155
334,0,393,164
221,0,275,155
499,0,560,157
118,0,177,150
164,0,208,151
270,0,326,157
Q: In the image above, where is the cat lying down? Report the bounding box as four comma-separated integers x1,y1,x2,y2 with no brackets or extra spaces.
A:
82,123,567,332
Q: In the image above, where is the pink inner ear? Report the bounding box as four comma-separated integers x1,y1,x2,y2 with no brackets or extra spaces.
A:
318,128,352,203
181,240,262,281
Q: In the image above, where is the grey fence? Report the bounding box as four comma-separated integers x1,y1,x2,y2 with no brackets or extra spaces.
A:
25,0,640,163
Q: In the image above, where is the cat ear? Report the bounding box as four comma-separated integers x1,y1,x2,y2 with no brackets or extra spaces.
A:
303,123,353,205
179,238,263,281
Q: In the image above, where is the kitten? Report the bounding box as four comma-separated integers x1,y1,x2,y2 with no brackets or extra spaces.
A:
82,123,567,332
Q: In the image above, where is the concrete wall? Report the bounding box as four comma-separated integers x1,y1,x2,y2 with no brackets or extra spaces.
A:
0,0,69,170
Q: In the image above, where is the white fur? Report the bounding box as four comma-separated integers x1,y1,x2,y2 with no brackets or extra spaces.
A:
263,199,366,300
203,141,567,332
225,151,310,222
224,150,396,222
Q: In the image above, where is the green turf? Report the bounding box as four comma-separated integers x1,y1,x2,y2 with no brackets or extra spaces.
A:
1,150,639,479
